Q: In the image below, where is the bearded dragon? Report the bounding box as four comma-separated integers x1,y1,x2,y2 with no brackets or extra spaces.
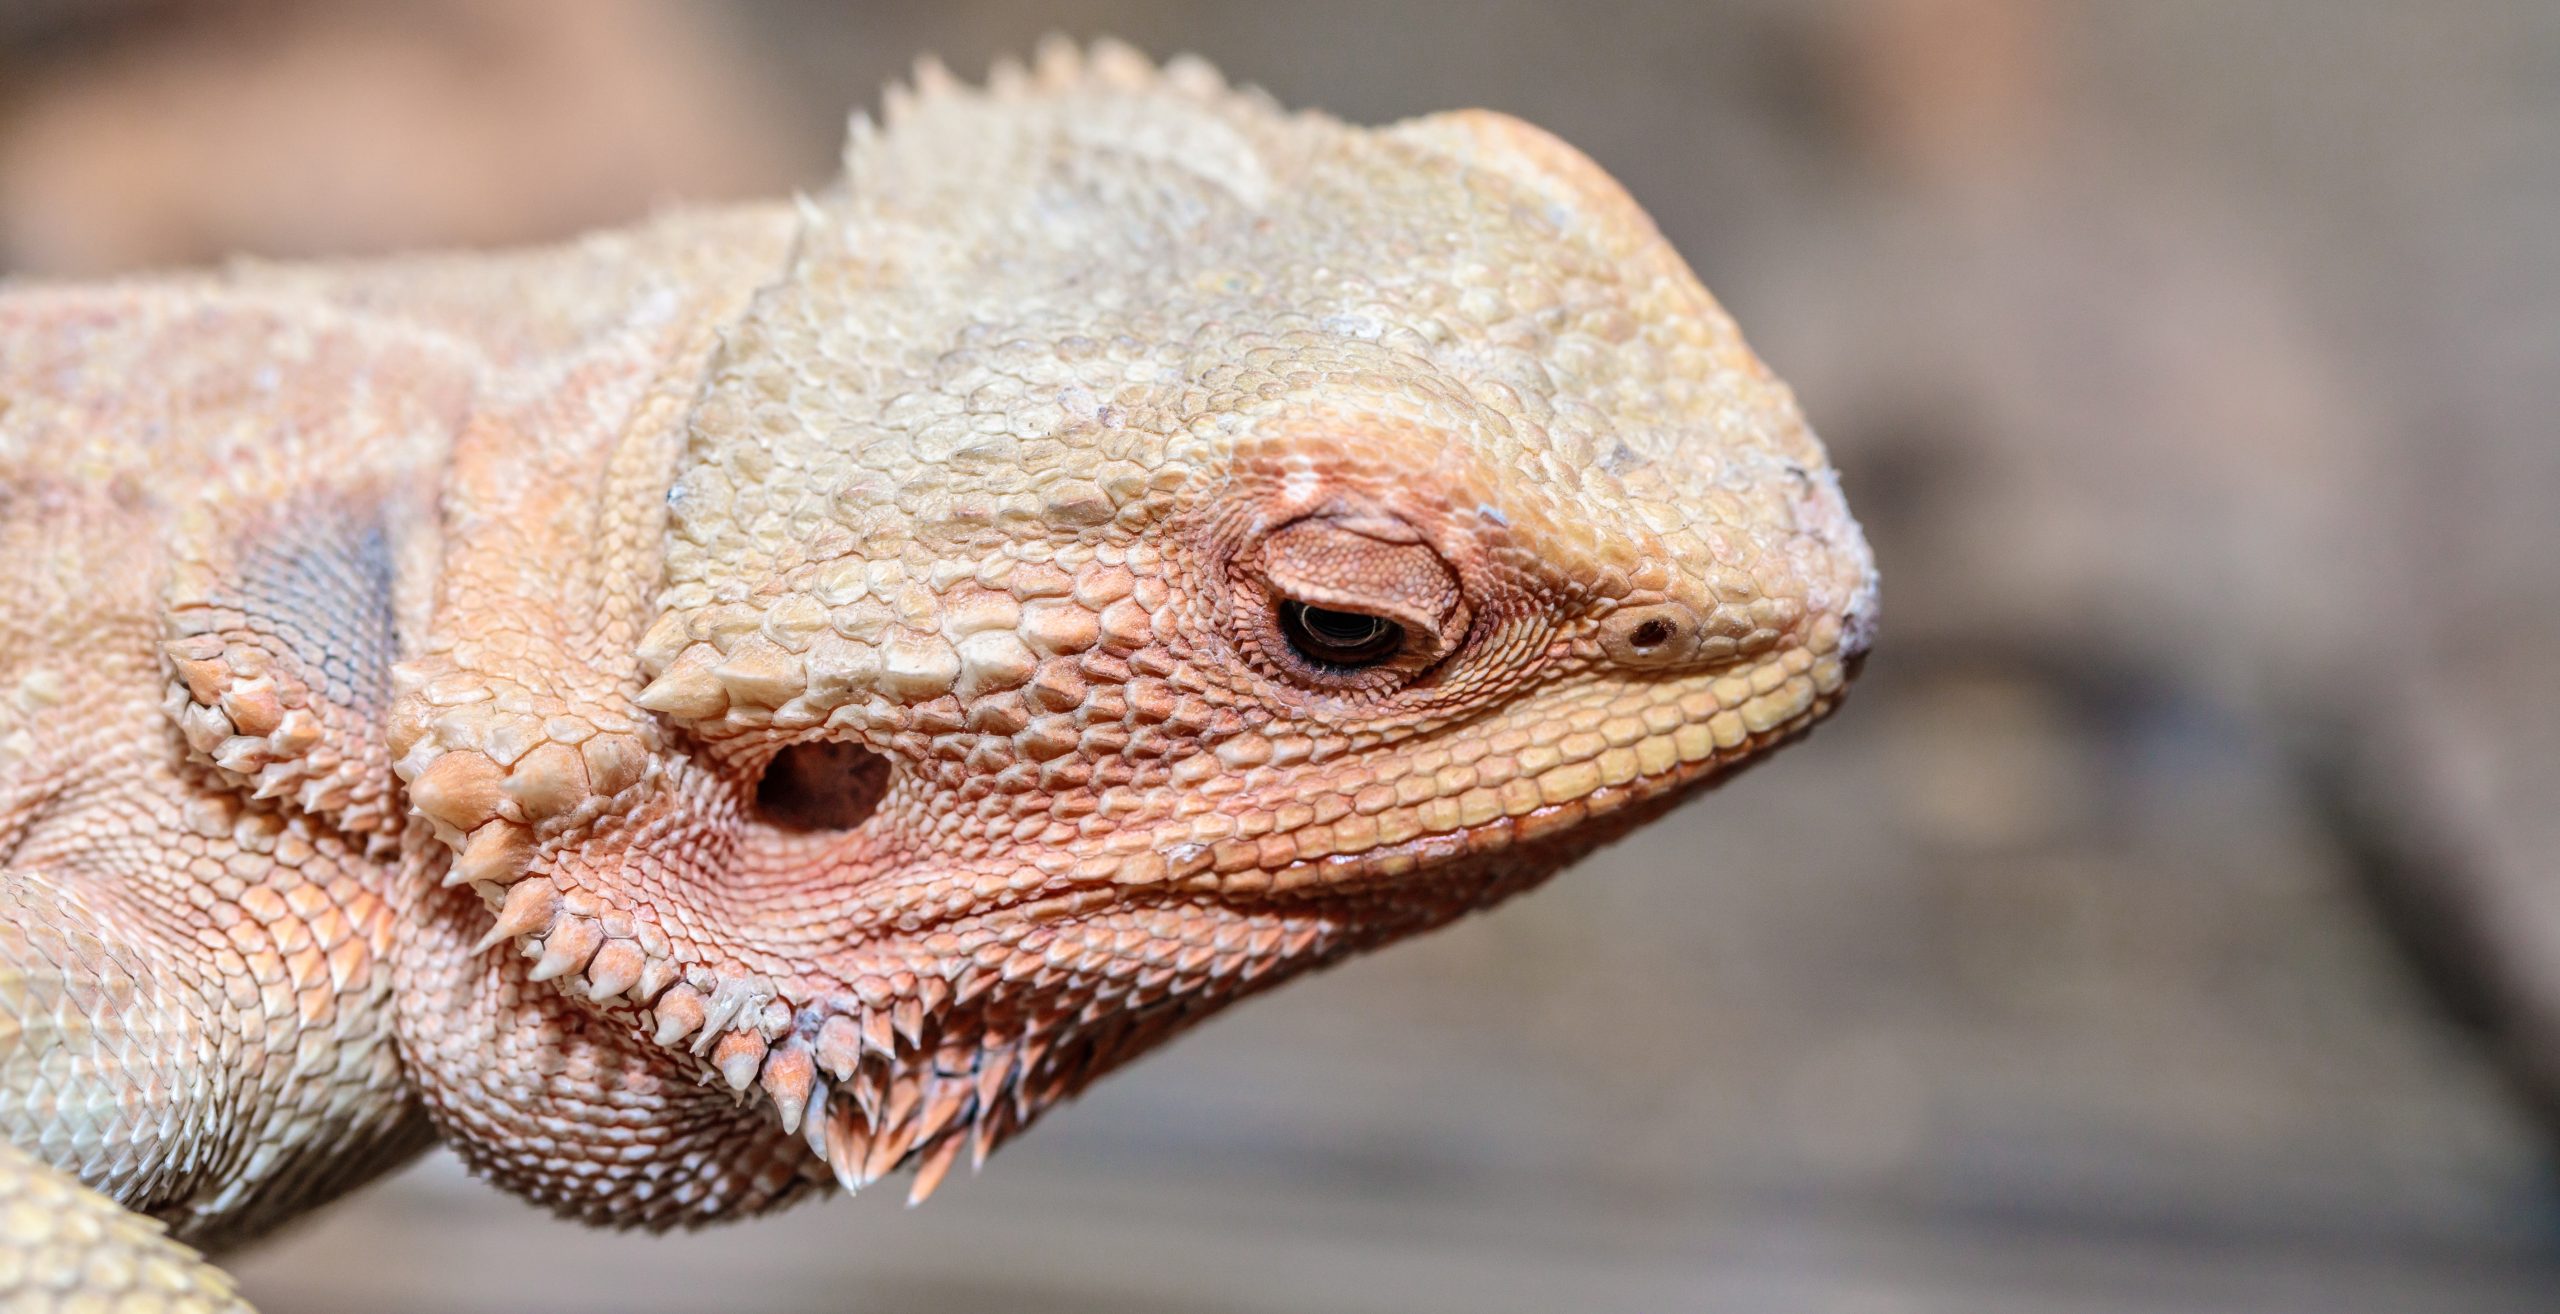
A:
0,41,1873,1311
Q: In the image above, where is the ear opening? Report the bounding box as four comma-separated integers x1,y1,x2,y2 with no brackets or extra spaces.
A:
752,739,892,833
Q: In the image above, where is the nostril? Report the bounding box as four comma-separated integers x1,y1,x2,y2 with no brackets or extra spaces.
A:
1598,602,1704,668
1837,592,1880,662
753,740,891,833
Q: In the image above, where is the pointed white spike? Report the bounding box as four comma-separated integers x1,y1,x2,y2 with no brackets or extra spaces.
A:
652,984,707,1046
250,763,295,801
1086,37,1156,89
713,1030,767,1094
862,1118,915,1183
634,955,678,1003
179,703,230,754
974,1048,1017,1112
472,878,557,955
911,53,958,97
882,1075,921,1131
1033,32,1082,88
525,916,602,982
763,1044,816,1136
816,1014,864,1080
448,820,533,889
851,1065,883,1125
986,52,1030,97
970,1106,1005,1171
907,1133,965,1208
584,941,644,1000
915,1075,973,1144
633,664,727,720
1162,52,1228,96
801,1080,834,1159
827,1100,868,1194
211,737,263,774
882,79,918,125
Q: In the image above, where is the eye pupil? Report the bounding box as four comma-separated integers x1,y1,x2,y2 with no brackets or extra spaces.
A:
1305,607,1386,645
1279,600,1404,669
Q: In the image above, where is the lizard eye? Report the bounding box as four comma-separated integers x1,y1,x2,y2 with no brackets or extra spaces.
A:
1237,513,1469,696
1278,600,1405,670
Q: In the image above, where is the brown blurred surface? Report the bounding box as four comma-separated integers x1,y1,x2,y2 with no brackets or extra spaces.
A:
7,2,2558,1310
0,0,800,270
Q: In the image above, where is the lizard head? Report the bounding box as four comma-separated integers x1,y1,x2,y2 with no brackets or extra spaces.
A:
428,41,1873,1206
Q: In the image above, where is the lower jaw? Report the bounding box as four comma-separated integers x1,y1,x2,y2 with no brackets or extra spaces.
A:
482,685,1847,1203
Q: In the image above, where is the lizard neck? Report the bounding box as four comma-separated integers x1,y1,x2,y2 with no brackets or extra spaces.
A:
357,206,838,1221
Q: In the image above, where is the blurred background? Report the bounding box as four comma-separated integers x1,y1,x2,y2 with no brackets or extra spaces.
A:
5,1,2555,1310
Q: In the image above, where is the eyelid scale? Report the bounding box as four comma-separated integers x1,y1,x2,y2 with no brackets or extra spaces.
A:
1256,518,1466,648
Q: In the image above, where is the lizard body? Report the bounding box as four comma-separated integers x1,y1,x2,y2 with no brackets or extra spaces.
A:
0,43,1873,1309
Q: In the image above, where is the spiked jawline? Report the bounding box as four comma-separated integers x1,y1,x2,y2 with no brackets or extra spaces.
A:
473,687,1844,1203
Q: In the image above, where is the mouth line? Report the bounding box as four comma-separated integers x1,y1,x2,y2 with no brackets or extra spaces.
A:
891,686,1844,936
777,641,1852,930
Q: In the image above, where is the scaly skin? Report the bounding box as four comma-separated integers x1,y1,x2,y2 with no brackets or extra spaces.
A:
0,41,1874,1308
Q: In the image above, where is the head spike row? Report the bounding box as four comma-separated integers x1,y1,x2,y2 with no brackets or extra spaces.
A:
855,35,1252,140
161,634,396,839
